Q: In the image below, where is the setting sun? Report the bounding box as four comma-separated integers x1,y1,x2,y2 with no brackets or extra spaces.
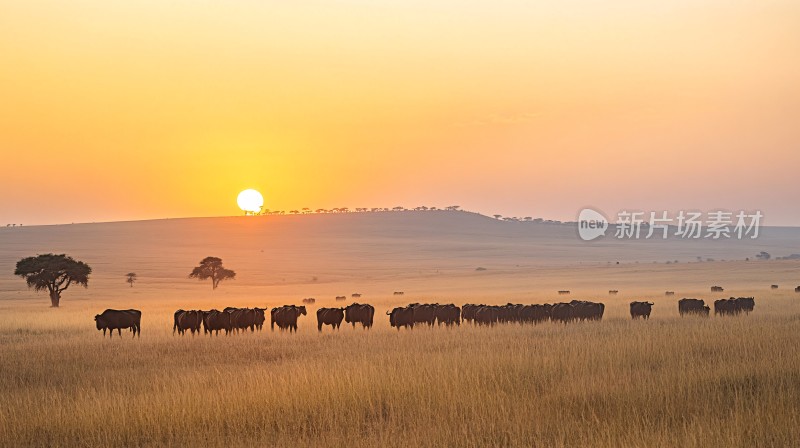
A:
236,189,264,214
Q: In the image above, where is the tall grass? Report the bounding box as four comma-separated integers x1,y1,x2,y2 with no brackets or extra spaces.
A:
1,297,799,447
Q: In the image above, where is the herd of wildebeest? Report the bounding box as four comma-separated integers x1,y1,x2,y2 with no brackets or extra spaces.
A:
93,293,761,338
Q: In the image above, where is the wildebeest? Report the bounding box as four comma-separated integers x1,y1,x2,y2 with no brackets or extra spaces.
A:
474,305,500,326
558,290,571,295
393,291,404,295
95,309,141,338
520,304,551,324
173,309,203,335
271,305,307,332
771,284,779,290
202,309,232,335
715,297,755,316
409,303,436,326
387,306,414,330
345,303,374,329
630,301,653,319
335,295,347,301
570,300,604,321
461,304,480,323
224,307,263,332
711,286,724,292
551,303,573,324
665,291,675,296
796,286,800,293
434,304,461,326
609,290,619,295
302,298,316,304
678,298,710,317
351,293,362,298
317,307,345,331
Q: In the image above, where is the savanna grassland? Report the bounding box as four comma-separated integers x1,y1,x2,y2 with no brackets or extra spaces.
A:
1,212,800,447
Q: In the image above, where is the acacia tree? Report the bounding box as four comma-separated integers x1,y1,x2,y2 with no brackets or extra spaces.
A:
14,254,91,307
126,272,137,287
189,257,236,290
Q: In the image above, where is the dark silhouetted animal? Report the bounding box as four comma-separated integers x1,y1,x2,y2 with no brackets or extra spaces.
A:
202,309,232,335
302,298,316,304
665,291,675,296
351,293,362,298
715,297,755,316
224,307,261,332
711,286,724,292
335,296,347,301
388,306,414,329
461,304,479,323
558,290,571,295
551,303,573,324
317,307,345,331
434,304,461,326
271,305,307,332
609,290,619,295
678,298,709,317
393,291,404,295
409,303,436,326
95,309,141,338
630,301,653,319
345,303,374,329
173,309,203,335
771,284,779,290
570,300,604,321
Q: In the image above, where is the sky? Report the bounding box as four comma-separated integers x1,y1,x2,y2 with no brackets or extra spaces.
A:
1,1,799,226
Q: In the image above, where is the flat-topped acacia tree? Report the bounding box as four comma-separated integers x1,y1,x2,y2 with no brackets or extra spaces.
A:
14,254,92,307
189,257,236,290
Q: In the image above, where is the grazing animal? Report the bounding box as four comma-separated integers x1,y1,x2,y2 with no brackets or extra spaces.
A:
474,305,500,326
224,307,260,332
461,304,480,323
302,298,316,304
271,305,307,332
665,291,675,296
393,291,405,295
796,286,800,293
173,309,203,335
335,295,347,301
711,286,724,292
715,297,755,316
351,293,362,298
317,308,345,331
550,303,574,325
678,298,709,317
570,300,605,321
387,306,414,330
771,284,779,290
609,290,619,295
202,309,232,335
95,309,141,338
558,290,571,295
629,301,653,319
344,303,374,329
434,304,461,326
409,303,436,326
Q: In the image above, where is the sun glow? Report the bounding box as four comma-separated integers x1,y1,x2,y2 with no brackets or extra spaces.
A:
237,189,264,214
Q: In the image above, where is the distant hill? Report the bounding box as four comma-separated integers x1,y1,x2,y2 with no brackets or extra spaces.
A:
1,210,798,304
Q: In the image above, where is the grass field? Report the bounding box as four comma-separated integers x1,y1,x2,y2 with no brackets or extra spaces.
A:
1,213,799,447
1,291,799,447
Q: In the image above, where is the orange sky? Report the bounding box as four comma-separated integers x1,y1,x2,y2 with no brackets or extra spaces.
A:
1,1,799,225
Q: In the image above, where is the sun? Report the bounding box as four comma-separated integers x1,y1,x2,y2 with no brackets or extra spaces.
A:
237,189,264,214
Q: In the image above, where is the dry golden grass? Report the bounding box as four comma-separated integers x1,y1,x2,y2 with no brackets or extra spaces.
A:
1,293,799,448
2,214,800,446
